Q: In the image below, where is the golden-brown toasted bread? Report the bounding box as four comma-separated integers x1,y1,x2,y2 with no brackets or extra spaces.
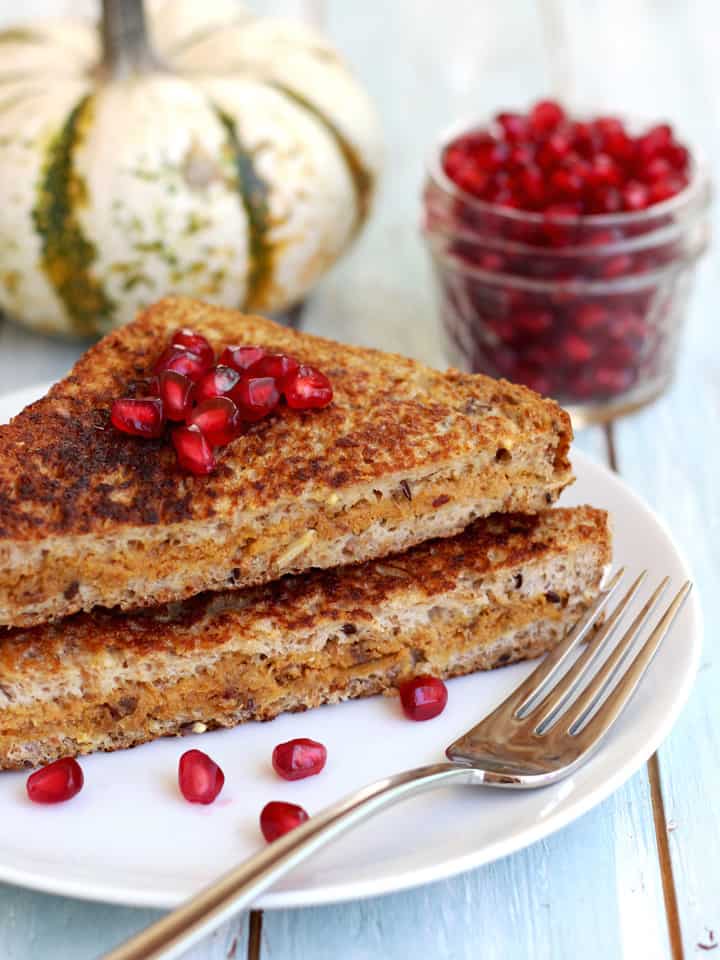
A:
0,507,609,769
0,297,573,628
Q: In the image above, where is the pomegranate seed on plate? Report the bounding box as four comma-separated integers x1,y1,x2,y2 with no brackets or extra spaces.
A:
194,365,241,404
272,738,327,781
27,757,84,804
247,353,299,381
187,397,244,446
260,801,309,842
178,749,225,804
171,329,214,367
219,345,267,372
154,344,211,382
232,374,280,421
398,675,448,721
283,366,333,410
158,371,194,421
172,425,217,475
110,397,165,438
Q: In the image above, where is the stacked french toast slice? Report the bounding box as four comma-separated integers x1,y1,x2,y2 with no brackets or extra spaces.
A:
0,297,609,768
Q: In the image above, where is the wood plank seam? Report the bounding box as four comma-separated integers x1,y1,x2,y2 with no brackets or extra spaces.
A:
604,422,685,960
247,909,263,960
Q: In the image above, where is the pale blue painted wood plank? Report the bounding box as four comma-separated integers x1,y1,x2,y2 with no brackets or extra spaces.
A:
0,883,249,960
556,0,720,950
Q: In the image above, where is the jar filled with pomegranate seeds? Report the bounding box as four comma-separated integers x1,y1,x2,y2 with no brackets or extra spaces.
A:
423,102,711,424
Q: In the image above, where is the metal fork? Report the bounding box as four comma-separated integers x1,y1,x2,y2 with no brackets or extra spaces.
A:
102,570,691,960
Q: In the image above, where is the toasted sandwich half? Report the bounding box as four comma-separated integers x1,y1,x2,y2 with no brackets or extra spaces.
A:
0,507,609,770
0,296,573,628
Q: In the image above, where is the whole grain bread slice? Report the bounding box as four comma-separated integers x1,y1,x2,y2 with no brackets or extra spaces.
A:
0,507,609,769
0,296,573,628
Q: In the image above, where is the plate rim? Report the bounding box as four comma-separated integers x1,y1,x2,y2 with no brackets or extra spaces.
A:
0,383,703,910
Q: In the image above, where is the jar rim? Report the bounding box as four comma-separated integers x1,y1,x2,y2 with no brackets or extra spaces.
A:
427,114,712,227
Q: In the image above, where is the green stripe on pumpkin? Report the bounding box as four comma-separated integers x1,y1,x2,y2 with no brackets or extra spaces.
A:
215,108,274,311
32,94,115,335
0,28,45,45
269,82,375,228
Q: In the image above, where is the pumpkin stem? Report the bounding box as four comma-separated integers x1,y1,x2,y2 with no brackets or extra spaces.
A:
100,0,162,78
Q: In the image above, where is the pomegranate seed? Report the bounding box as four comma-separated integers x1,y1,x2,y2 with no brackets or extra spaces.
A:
283,366,333,410
530,99,566,134
622,181,649,212
574,303,609,333
171,329,214,368
399,675,448,721
537,134,572,169
452,163,489,197
194,365,242,404
550,167,584,199
590,185,623,214
219,345,267,372
563,334,594,364
172,425,217,475
260,801,309,842
272,738,327,781
644,156,672,182
178,749,225,804
637,123,672,160
111,397,165,438
158,371,194,421
648,176,686,204
518,165,544,206
154,344,211,382
495,111,527,141
248,353,300,381
594,115,626,139
187,397,244,446
232,374,280,421
587,153,621,188
27,757,84,804
600,253,634,278
665,142,689,170
513,308,553,336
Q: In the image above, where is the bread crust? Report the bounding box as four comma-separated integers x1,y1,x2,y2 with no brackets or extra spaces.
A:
0,298,573,627
0,507,610,769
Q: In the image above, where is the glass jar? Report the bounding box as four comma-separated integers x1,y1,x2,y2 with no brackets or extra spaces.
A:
422,121,711,424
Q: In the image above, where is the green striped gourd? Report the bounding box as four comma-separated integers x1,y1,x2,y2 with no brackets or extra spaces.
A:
0,0,381,337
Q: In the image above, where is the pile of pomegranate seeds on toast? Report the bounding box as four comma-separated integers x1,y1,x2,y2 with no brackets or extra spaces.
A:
110,329,333,475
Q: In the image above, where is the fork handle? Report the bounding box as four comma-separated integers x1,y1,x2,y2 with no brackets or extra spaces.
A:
102,762,472,960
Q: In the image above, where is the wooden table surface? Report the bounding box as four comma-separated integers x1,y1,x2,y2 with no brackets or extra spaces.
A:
1,1,718,957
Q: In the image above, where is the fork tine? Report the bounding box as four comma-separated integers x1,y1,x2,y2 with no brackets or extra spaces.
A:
572,582,692,749
529,570,647,731
507,567,625,719
558,577,670,732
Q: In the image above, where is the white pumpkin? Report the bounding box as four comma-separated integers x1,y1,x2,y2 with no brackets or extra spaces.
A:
0,0,381,336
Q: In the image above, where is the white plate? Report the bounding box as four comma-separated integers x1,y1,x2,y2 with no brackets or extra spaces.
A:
0,384,702,910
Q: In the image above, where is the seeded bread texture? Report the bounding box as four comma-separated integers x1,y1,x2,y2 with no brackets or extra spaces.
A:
0,507,609,770
0,296,573,628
